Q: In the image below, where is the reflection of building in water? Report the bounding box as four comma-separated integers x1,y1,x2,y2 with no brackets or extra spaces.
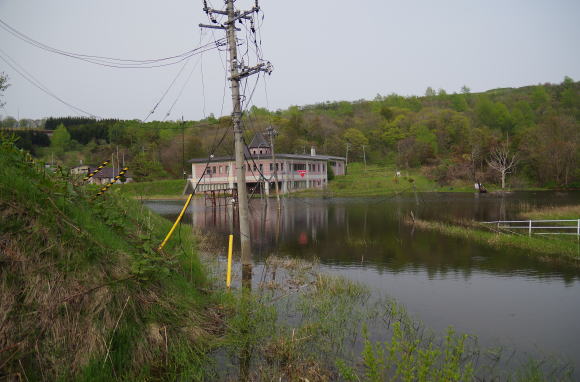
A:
189,199,348,252
185,133,346,195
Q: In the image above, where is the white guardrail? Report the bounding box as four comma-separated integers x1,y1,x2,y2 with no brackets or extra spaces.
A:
480,219,580,236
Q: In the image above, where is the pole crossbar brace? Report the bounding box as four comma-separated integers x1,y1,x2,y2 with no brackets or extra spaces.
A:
199,23,241,31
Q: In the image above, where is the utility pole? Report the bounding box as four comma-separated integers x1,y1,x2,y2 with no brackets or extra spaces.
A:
266,125,281,210
345,143,350,176
200,0,272,276
362,144,367,172
181,116,186,179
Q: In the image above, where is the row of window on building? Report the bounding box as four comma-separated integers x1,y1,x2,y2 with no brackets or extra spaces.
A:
204,162,327,176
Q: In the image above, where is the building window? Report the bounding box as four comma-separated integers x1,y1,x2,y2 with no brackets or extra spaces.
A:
212,166,217,174
259,164,263,172
226,165,229,173
253,164,257,171
270,163,273,171
219,166,223,174
206,168,211,175
293,163,306,171
276,163,279,171
281,163,284,171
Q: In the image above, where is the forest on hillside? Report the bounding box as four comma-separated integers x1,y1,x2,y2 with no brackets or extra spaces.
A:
2,77,579,188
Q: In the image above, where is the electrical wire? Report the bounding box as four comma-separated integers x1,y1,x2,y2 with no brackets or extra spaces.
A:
162,55,203,121
0,47,99,118
142,59,191,122
0,17,226,69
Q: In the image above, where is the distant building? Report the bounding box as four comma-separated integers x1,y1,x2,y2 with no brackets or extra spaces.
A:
73,166,133,185
186,133,345,194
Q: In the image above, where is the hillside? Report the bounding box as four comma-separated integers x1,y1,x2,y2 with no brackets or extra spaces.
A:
2,77,579,188
0,136,213,380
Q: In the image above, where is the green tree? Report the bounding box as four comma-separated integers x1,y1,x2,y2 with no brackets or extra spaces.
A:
531,85,550,110
50,124,72,155
451,93,468,112
425,87,436,97
343,128,368,160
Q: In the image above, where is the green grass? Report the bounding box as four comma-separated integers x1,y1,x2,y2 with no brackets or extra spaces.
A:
521,205,580,220
0,137,214,380
118,179,188,199
294,163,480,197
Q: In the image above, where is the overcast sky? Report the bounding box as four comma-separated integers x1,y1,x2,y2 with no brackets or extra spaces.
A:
1,0,579,121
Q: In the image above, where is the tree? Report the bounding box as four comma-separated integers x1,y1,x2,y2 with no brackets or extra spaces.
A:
425,87,436,97
50,124,72,155
343,128,368,160
523,114,579,187
0,73,9,108
487,138,518,189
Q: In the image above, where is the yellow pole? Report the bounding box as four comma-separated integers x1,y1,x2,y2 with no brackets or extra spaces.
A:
226,234,233,288
158,193,194,251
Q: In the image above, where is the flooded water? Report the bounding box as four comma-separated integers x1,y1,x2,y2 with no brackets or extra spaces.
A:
145,191,580,373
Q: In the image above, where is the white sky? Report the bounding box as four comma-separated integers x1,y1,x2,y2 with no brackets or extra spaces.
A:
1,0,579,121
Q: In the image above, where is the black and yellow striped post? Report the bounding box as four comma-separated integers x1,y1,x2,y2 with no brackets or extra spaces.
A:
83,160,110,182
94,167,129,198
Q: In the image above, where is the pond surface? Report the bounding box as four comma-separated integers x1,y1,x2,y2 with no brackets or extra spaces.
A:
145,191,580,373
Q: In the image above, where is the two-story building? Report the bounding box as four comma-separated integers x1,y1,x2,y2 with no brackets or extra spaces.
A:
186,134,345,194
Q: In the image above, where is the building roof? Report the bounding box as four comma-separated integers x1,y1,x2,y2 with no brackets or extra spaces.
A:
87,167,133,178
248,133,270,148
187,153,346,164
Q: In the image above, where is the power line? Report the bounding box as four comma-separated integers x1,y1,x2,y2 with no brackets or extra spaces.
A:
0,18,226,69
0,47,99,118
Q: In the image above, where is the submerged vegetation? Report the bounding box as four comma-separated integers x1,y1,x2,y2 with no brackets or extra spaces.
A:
408,218,580,264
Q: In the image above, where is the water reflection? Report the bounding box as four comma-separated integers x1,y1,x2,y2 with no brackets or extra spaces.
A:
144,191,580,372
162,192,580,283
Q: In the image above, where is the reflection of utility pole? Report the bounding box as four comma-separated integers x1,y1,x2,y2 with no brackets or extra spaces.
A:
266,125,281,210
200,0,272,283
345,143,350,175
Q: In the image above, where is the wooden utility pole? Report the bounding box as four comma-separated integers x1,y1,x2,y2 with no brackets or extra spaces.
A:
345,143,350,175
266,125,281,210
200,0,272,273
362,144,367,172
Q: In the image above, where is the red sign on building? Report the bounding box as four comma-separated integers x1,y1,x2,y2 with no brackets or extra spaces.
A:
297,170,307,178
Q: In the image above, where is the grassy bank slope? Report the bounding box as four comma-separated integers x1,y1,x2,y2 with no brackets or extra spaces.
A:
0,139,212,380
294,163,476,197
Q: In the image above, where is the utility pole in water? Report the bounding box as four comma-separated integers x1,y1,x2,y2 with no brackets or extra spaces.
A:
200,0,272,277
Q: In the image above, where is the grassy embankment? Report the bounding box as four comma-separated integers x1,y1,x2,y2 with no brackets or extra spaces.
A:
294,162,482,197
0,139,218,380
